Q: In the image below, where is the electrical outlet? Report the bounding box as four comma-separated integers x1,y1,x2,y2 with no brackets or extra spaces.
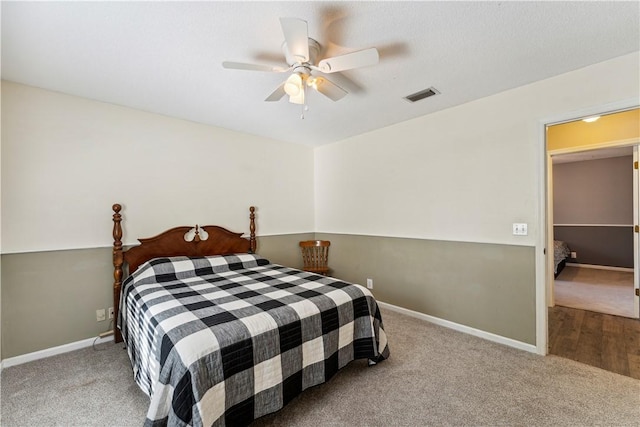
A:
96,309,106,322
108,307,114,319
570,252,577,259
366,278,373,289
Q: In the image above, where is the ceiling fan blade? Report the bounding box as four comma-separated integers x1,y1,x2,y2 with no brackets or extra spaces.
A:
317,48,379,73
310,76,347,101
280,17,309,63
265,83,286,102
222,61,288,72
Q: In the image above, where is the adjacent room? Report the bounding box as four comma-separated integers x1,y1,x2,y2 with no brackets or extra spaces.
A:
553,146,635,318
549,110,639,319
546,110,640,379
1,2,639,426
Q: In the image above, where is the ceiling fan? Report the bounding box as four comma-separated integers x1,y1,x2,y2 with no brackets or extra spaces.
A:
222,17,379,106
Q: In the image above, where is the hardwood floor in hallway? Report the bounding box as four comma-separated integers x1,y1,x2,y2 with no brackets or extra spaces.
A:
548,305,640,380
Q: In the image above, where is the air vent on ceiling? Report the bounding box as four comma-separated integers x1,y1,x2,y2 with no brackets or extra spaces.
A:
404,87,440,103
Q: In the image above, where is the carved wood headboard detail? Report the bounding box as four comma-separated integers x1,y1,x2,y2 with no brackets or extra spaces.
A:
111,203,257,343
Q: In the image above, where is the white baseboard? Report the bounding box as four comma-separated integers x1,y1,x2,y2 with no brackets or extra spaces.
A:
378,301,538,354
566,262,633,272
1,335,115,370
2,303,538,368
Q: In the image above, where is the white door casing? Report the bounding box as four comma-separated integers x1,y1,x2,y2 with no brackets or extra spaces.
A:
537,99,640,355
633,145,640,318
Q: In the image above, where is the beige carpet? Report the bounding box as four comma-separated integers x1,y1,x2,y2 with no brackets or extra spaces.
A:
554,266,637,318
2,308,640,426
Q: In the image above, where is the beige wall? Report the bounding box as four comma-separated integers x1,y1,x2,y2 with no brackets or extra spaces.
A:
1,81,315,253
315,53,639,246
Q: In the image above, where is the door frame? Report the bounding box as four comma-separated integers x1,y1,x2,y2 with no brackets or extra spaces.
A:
536,99,639,355
546,141,639,309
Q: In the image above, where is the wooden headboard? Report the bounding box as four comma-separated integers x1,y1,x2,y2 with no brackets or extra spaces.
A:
111,203,256,343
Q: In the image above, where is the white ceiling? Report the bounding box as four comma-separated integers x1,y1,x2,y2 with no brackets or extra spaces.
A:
2,1,639,147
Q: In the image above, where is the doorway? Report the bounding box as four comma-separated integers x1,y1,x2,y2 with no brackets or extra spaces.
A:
542,107,640,379
544,108,640,322
550,145,636,318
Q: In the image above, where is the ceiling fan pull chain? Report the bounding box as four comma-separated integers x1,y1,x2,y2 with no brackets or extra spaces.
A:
301,102,310,119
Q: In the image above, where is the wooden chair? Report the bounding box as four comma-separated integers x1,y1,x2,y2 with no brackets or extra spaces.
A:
299,240,331,275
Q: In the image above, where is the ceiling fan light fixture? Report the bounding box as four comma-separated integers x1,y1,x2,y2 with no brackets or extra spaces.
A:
306,76,321,90
284,73,303,96
222,17,379,108
289,86,305,105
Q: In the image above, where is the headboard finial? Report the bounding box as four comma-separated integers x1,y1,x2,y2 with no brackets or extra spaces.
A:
113,203,122,213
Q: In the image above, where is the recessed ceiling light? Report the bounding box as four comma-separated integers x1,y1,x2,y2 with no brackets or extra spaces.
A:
582,116,600,123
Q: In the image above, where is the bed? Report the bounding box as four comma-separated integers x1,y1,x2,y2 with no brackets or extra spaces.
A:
111,204,389,426
553,240,571,278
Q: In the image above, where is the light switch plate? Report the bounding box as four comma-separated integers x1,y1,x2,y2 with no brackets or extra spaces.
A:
512,223,528,236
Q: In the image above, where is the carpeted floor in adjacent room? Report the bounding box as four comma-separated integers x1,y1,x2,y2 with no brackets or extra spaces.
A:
554,265,635,318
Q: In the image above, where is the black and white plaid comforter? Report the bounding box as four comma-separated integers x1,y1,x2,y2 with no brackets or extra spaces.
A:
119,254,389,426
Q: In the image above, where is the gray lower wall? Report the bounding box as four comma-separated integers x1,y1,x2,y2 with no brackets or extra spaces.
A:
257,233,314,270
553,226,633,268
316,233,536,345
0,233,312,359
1,248,114,359
1,232,535,359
